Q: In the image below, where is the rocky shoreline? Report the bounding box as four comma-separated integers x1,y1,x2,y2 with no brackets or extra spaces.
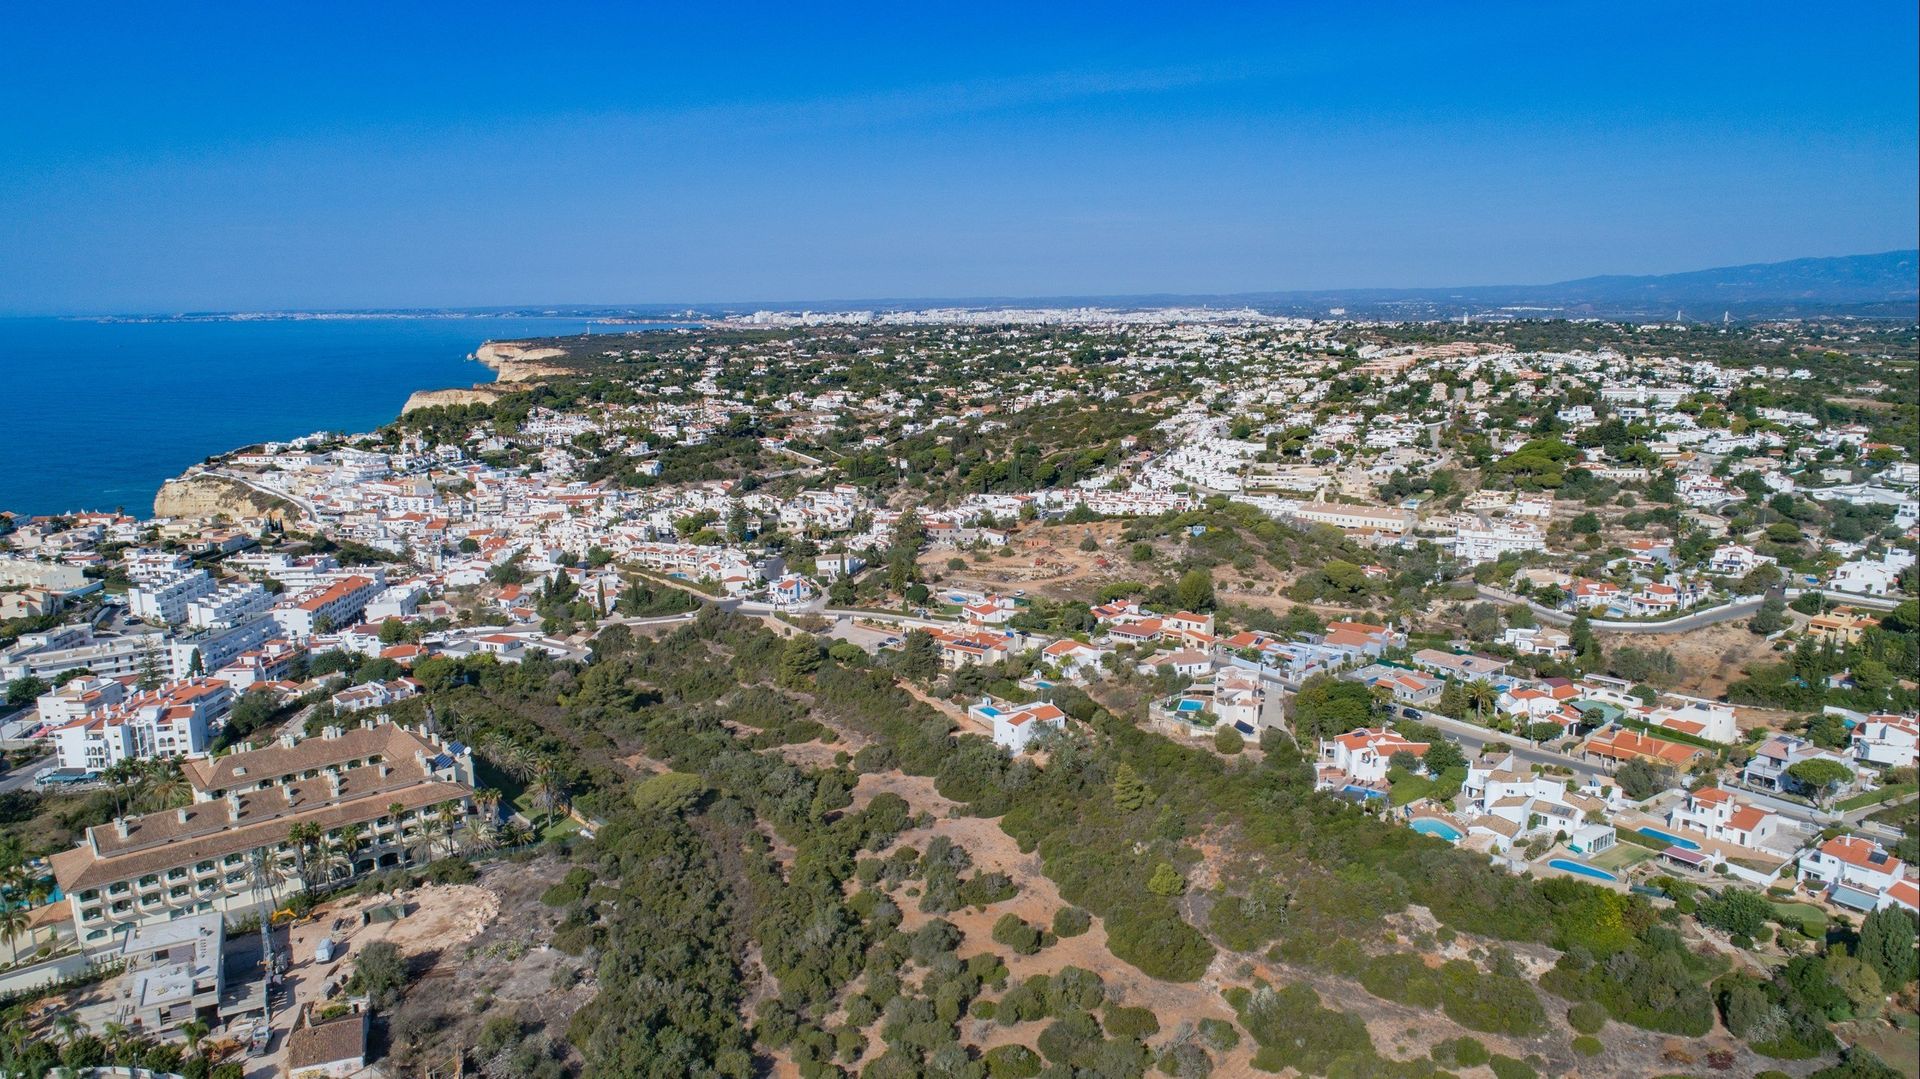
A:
399,340,571,414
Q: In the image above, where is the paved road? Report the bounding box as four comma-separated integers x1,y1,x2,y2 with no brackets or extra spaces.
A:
201,467,320,525
0,753,52,794
1474,586,1765,633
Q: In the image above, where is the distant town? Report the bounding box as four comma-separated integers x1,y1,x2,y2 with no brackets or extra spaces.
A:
0,310,1915,1077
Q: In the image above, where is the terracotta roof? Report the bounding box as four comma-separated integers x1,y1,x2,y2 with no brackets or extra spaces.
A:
181,724,436,793
286,1009,368,1070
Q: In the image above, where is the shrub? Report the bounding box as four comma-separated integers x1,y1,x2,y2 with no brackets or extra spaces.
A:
1567,1000,1608,1034
993,913,1046,956
540,866,596,907
1052,907,1092,938
1214,727,1244,754
984,1044,1043,1078
960,871,1018,908
1103,1003,1160,1041
1572,1035,1603,1056
1036,1010,1104,1065
1490,1056,1538,1079
1197,1017,1239,1052
423,857,477,884
1431,1036,1489,1068
1437,958,1545,1035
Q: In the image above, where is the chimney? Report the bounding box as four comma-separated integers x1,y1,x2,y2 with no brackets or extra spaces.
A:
176,808,190,825
283,786,298,808
378,764,392,780
323,725,342,740
113,818,130,839
279,730,298,749
327,773,343,798
226,791,243,817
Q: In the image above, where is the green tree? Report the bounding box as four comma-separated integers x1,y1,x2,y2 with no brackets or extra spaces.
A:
1111,763,1151,812
1697,887,1772,941
1146,862,1186,896
1175,568,1215,612
3,676,48,708
1213,726,1244,754
631,771,708,815
900,629,940,680
347,940,408,1009
1784,758,1853,806
1857,907,1918,987
777,635,822,687
1749,594,1787,635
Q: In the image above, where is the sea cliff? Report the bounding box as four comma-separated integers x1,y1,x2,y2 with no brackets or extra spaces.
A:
400,340,572,414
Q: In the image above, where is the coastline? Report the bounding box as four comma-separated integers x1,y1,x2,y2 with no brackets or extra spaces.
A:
152,336,586,519
399,339,573,414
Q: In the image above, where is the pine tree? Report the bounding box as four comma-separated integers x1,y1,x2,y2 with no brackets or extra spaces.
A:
778,635,822,687
1858,907,1918,988
1112,763,1150,812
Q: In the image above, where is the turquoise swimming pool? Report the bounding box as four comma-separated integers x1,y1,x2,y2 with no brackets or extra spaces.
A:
1175,698,1205,714
1549,858,1617,882
1410,818,1463,843
1636,826,1700,850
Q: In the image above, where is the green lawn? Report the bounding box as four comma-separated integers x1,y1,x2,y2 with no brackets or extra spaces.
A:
1838,784,1917,812
1590,845,1655,872
1769,901,1828,937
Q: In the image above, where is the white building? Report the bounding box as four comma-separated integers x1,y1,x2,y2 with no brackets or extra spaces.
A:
49,678,231,772
271,574,384,640
1853,714,1919,769
1666,787,1782,850
968,698,1066,753
186,581,273,630
129,570,217,625
1830,550,1916,597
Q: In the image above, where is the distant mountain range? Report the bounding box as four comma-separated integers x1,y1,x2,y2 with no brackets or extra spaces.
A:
115,250,1919,323
843,250,1918,321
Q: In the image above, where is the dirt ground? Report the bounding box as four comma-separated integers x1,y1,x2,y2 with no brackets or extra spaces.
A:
374,856,598,1076
1602,620,1785,708
919,520,1138,601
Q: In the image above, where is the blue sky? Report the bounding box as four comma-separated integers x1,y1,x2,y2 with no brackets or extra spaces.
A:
3,2,1915,313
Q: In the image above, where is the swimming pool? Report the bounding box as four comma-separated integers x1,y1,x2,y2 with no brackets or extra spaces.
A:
1410,818,1463,843
1341,785,1387,800
1175,699,1205,714
1549,859,1618,882
1636,826,1701,850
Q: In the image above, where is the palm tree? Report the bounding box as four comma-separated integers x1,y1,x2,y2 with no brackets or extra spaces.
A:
179,1019,209,1059
335,823,369,879
435,801,460,856
0,902,30,965
287,822,323,892
135,759,192,813
531,758,565,833
473,787,503,831
386,801,408,845
51,1013,85,1047
1464,679,1497,727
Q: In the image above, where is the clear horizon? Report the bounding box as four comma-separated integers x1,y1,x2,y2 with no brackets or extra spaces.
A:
4,2,1917,315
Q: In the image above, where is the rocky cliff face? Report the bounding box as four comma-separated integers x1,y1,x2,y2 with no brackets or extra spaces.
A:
401,386,509,414
399,339,573,414
475,341,571,382
153,474,293,523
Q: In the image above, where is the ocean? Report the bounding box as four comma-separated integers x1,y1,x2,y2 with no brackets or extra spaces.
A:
0,316,623,517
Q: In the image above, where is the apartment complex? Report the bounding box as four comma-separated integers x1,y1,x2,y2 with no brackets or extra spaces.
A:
49,677,231,772
50,719,473,946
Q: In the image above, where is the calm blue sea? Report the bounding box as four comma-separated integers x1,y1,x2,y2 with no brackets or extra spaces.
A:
0,316,621,517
